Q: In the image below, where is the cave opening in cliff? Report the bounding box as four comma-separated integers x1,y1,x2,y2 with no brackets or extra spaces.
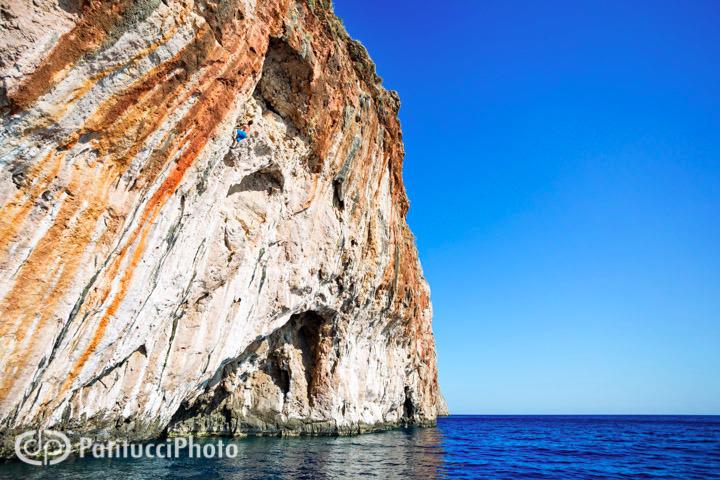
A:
290,310,332,407
403,386,416,422
255,310,333,407
229,163,285,195
254,37,313,125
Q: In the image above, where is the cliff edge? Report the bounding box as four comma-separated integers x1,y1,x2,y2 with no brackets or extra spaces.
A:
0,0,444,454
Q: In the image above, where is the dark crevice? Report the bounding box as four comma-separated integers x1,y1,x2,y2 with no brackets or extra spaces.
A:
403,386,416,422
263,354,290,396
294,312,327,405
80,344,148,392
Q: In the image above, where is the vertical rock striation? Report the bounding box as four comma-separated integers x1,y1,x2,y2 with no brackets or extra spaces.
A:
0,0,444,454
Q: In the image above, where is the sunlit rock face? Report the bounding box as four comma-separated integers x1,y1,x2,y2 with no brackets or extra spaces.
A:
0,0,444,454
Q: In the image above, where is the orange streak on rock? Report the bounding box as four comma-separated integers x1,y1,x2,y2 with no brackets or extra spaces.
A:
0,30,211,369
82,26,217,172
7,0,134,112
0,161,114,402
0,24,215,338
21,14,188,136
0,151,61,253
58,32,265,396
60,210,150,394
1,0,282,411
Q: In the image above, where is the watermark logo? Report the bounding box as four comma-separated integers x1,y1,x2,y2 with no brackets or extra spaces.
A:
14,430,239,466
15,429,72,466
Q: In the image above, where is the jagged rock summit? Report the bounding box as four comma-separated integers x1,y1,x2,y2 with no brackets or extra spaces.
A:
0,0,445,454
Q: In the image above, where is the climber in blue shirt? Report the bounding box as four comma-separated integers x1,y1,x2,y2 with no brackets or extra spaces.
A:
235,128,248,144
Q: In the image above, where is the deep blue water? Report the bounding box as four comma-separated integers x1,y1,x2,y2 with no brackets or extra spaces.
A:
1,416,719,479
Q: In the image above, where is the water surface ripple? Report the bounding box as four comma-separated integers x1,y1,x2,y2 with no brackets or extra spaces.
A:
1,415,718,479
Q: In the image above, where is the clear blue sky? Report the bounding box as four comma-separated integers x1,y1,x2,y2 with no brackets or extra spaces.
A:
334,0,720,414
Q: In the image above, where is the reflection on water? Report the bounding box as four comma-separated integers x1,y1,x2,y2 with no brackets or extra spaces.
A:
0,426,445,479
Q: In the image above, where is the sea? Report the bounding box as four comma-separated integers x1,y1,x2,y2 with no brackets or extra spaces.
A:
1,415,719,479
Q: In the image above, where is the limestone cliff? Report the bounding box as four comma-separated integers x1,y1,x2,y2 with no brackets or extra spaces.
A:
0,0,444,454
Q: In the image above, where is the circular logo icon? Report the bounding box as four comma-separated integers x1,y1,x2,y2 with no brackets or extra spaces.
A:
15,429,71,466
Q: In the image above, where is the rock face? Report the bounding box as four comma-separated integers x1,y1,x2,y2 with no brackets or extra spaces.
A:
0,0,444,454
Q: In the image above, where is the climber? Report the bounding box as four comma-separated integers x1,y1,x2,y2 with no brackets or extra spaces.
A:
234,128,248,145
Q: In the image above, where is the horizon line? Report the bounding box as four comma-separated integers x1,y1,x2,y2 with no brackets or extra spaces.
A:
443,413,720,416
